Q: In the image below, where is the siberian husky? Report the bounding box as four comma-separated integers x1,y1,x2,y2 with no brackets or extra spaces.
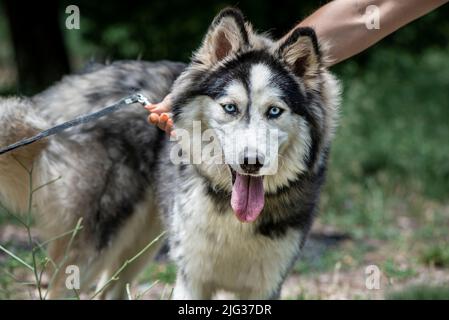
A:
0,8,340,299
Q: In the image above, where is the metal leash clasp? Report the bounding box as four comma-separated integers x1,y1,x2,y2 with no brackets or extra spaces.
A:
125,93,150,106
136,93,150,106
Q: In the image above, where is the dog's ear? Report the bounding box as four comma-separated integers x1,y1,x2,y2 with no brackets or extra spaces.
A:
194,8,249,65
276,27,321,79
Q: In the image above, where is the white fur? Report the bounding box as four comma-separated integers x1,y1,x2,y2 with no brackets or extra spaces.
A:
170,173,302,299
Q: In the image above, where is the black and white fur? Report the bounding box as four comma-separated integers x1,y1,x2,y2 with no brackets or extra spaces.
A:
0,8,339,299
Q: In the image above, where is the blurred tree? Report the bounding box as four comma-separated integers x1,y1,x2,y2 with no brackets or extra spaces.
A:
3,0,70,95
64,0,318,62
1,0,448,94
62,0,448,64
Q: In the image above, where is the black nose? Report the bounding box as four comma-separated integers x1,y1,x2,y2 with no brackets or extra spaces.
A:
240,154,264,174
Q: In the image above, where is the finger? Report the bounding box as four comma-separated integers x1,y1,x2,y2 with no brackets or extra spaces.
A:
144,103,164,115
160,113,172,132
144,103,156,111
160,113,170,122
148,113,160,125
158,118,167,132
164,120,174,136
158,113,170,131
144,95,172,114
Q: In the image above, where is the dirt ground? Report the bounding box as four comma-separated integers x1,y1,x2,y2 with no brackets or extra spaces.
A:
2,220,448,300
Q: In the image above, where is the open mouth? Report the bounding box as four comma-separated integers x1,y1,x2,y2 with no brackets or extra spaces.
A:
229,167,265,223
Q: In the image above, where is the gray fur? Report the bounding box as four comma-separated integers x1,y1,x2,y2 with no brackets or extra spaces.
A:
0,60,185,298
0,8,340,299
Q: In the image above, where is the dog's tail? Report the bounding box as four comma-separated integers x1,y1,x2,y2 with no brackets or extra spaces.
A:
0,97,49,214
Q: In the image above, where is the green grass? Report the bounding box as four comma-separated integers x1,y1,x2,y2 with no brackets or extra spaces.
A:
295,248,344,275
140,262,177,285
0,243,45,299
383,259,417,280
387,285,449,300
295,241,373,275
420,245,449,268
321,45,449,234
293,45,449,291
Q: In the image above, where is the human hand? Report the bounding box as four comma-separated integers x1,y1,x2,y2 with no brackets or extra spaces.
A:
144,94,175,136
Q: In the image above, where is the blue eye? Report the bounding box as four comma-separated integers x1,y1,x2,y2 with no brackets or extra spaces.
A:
267,106,283,119
222,104,238,115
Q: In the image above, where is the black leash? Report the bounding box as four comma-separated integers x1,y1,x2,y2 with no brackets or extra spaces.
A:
0,93,150,156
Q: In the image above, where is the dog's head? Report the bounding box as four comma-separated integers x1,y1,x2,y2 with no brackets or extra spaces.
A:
170,8,340,222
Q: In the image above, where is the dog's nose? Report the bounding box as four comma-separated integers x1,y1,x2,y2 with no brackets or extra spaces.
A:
240,153,264,174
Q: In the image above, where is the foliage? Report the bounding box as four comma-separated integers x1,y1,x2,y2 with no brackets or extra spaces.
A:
1,0,449,299
387,285,449,300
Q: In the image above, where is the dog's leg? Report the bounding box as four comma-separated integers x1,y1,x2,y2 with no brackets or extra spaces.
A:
238,288,280,300
97,246,162,300
172,275,213,300
45,238,82,299
94,271,110,295
96,206,165,300
45,234,103,299
236,276,283,300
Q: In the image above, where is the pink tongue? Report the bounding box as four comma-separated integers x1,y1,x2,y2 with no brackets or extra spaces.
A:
231,173,265,222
